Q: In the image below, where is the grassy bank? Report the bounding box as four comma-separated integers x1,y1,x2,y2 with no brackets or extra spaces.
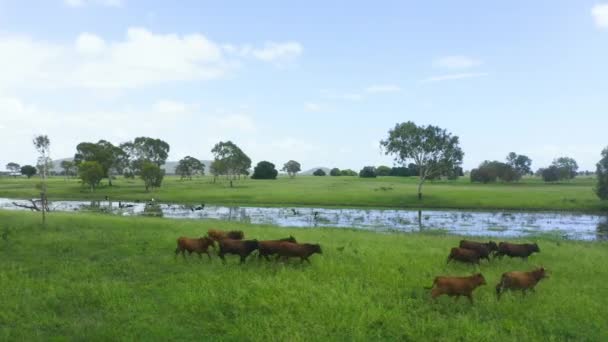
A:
1,210,607,340
1,175,606,212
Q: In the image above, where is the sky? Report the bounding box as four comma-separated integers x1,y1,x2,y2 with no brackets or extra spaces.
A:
0,0,607,172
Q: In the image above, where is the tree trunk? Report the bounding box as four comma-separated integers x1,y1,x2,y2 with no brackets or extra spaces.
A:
230,180,233,188
40,192,46,226
109,177,113,187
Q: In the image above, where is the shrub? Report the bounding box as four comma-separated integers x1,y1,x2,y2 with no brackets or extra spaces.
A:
340,169,357,176
140,162,165,191
251,161,278,179
376,165,391,176
470,161,518,183
330,168,341,176
313,169,326,176
540,166,560,182
359,166,377,178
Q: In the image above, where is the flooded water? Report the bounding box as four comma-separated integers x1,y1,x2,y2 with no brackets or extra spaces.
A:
1,197,607,241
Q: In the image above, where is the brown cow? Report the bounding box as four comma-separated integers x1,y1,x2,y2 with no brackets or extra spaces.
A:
218,239,259,264
175,236,214,259
447,247,482,265
258,236,297,261
207,229,245,250
496,267,548,300
275,242,322,264
425,273,486,303
495,242,540,260
459,240,498,261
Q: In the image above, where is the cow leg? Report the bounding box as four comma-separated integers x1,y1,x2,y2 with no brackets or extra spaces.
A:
466,294,474,304
206,251,212,260
264,254,271,261
240,255,246,264
446,256,452,264
174,248,180,258
219,253,226,263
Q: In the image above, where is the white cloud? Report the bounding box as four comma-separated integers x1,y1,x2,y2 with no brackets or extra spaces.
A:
434,55,481,69
592,4,608,29
251,41,303,63
305,103,322,112
422,72,488,82
366,84,401,93
65,0,123,7
0,28,301,91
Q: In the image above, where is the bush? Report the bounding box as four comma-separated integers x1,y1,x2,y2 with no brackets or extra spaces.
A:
359,166,377,178
540,166,560,182
376,165,391,176
251,161,278,179
313,169,326,176
470,161,518,183
330,168,341,176
140,162,165,191
340,169,357,176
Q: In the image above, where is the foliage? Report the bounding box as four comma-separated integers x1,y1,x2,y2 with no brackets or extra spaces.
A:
470,161,518,183
375,165,391,176
175,156,205,180
74,140,125,185
380,121,463,199
552,157,578,180
281,160,301,178
506,152,532,179
20,165,37,178
340,169,358,176
595,147,608,200
251,161,278,180
78,161,104,191
539,166,561,182
6,162,20,175
140,162,165,192
359,166,377,178
313,169,326,176
60,160,76,178
329,168,341,176
1,210,607,341
120,137,170,174
211,141,251,187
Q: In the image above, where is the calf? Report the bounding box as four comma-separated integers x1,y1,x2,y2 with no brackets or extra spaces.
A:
425,273,487,303
218,239,259,264
258,236,297,261
496,267,548,300
275,242,322,264
175,236,214,259
459,240,498,262
495,242,540,260
447,247,482,265
208,228,244,242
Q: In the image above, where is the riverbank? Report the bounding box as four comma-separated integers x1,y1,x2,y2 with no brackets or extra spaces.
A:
0,210,606,340
1,175,606,212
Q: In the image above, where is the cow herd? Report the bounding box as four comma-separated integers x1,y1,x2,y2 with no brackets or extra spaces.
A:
175,229,322,264
427,239,548,303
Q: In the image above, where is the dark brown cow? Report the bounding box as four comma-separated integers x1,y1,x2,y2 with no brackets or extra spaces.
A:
425,273,487,303
258,236,297,261
496,267,548,299
459,240,498,261
495,242,540,260
208,229,244,242
218,239,259,264
275,242,322,264
447,247,482,265
175,236,214,259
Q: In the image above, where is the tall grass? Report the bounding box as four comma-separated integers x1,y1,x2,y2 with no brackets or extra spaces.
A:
1,175,606,211
1,210,606,340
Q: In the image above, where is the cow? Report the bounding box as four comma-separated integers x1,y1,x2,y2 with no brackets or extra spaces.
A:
275,242,322,264
258,236,297,261
175,236,214,259
218,239,259,264
447,247,483,265
495,242,540,260
425,273,487,303
459,240,498,261
496,267,548,300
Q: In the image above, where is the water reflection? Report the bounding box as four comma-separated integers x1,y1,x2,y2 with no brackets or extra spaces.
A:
0,197,606,241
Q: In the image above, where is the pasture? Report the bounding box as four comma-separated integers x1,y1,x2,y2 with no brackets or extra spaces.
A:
1,175,606,212
1,210,607,340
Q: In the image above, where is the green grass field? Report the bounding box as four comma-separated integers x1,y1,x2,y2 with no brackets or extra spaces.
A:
1,175,606,212
1,210,607,340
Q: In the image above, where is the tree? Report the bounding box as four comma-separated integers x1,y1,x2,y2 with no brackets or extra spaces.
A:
470,161,518,183
376,165,391,176
506,152,532,180
176,156,205,180
210,159,224,184
281,160,301,178
119,137,170,175
313,169,326,176
552,157,578,180
140,162,165,192
330,168,341,176
340,169,357,176
74,140,125,186
595,147,608,200
78,161,104,191
60,160,76,178
539,166,561,182
380,121,463,200
20,165,37,178
389,167,410,177
211,141,251,187
33,135,51,225
251,161,278,179
6,162,20,177
359,166,377,178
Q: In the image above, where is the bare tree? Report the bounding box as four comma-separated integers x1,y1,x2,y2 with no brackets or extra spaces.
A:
33,135,51,225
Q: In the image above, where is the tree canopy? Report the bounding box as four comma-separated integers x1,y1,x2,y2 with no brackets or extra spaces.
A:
78,161,104,191
251,161,278,179
211,141,251,187
140,162,165,192
281,160,301,178
380,121,463,199
359,166,377,178
595,147,608,200
506,152,532,179
120,137,170,175
330,168,341,176
175,156,204,180
74,140,125,186
20,165,37,178
313,169,326,176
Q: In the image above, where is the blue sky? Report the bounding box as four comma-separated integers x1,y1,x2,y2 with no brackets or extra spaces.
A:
0,0,607,172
